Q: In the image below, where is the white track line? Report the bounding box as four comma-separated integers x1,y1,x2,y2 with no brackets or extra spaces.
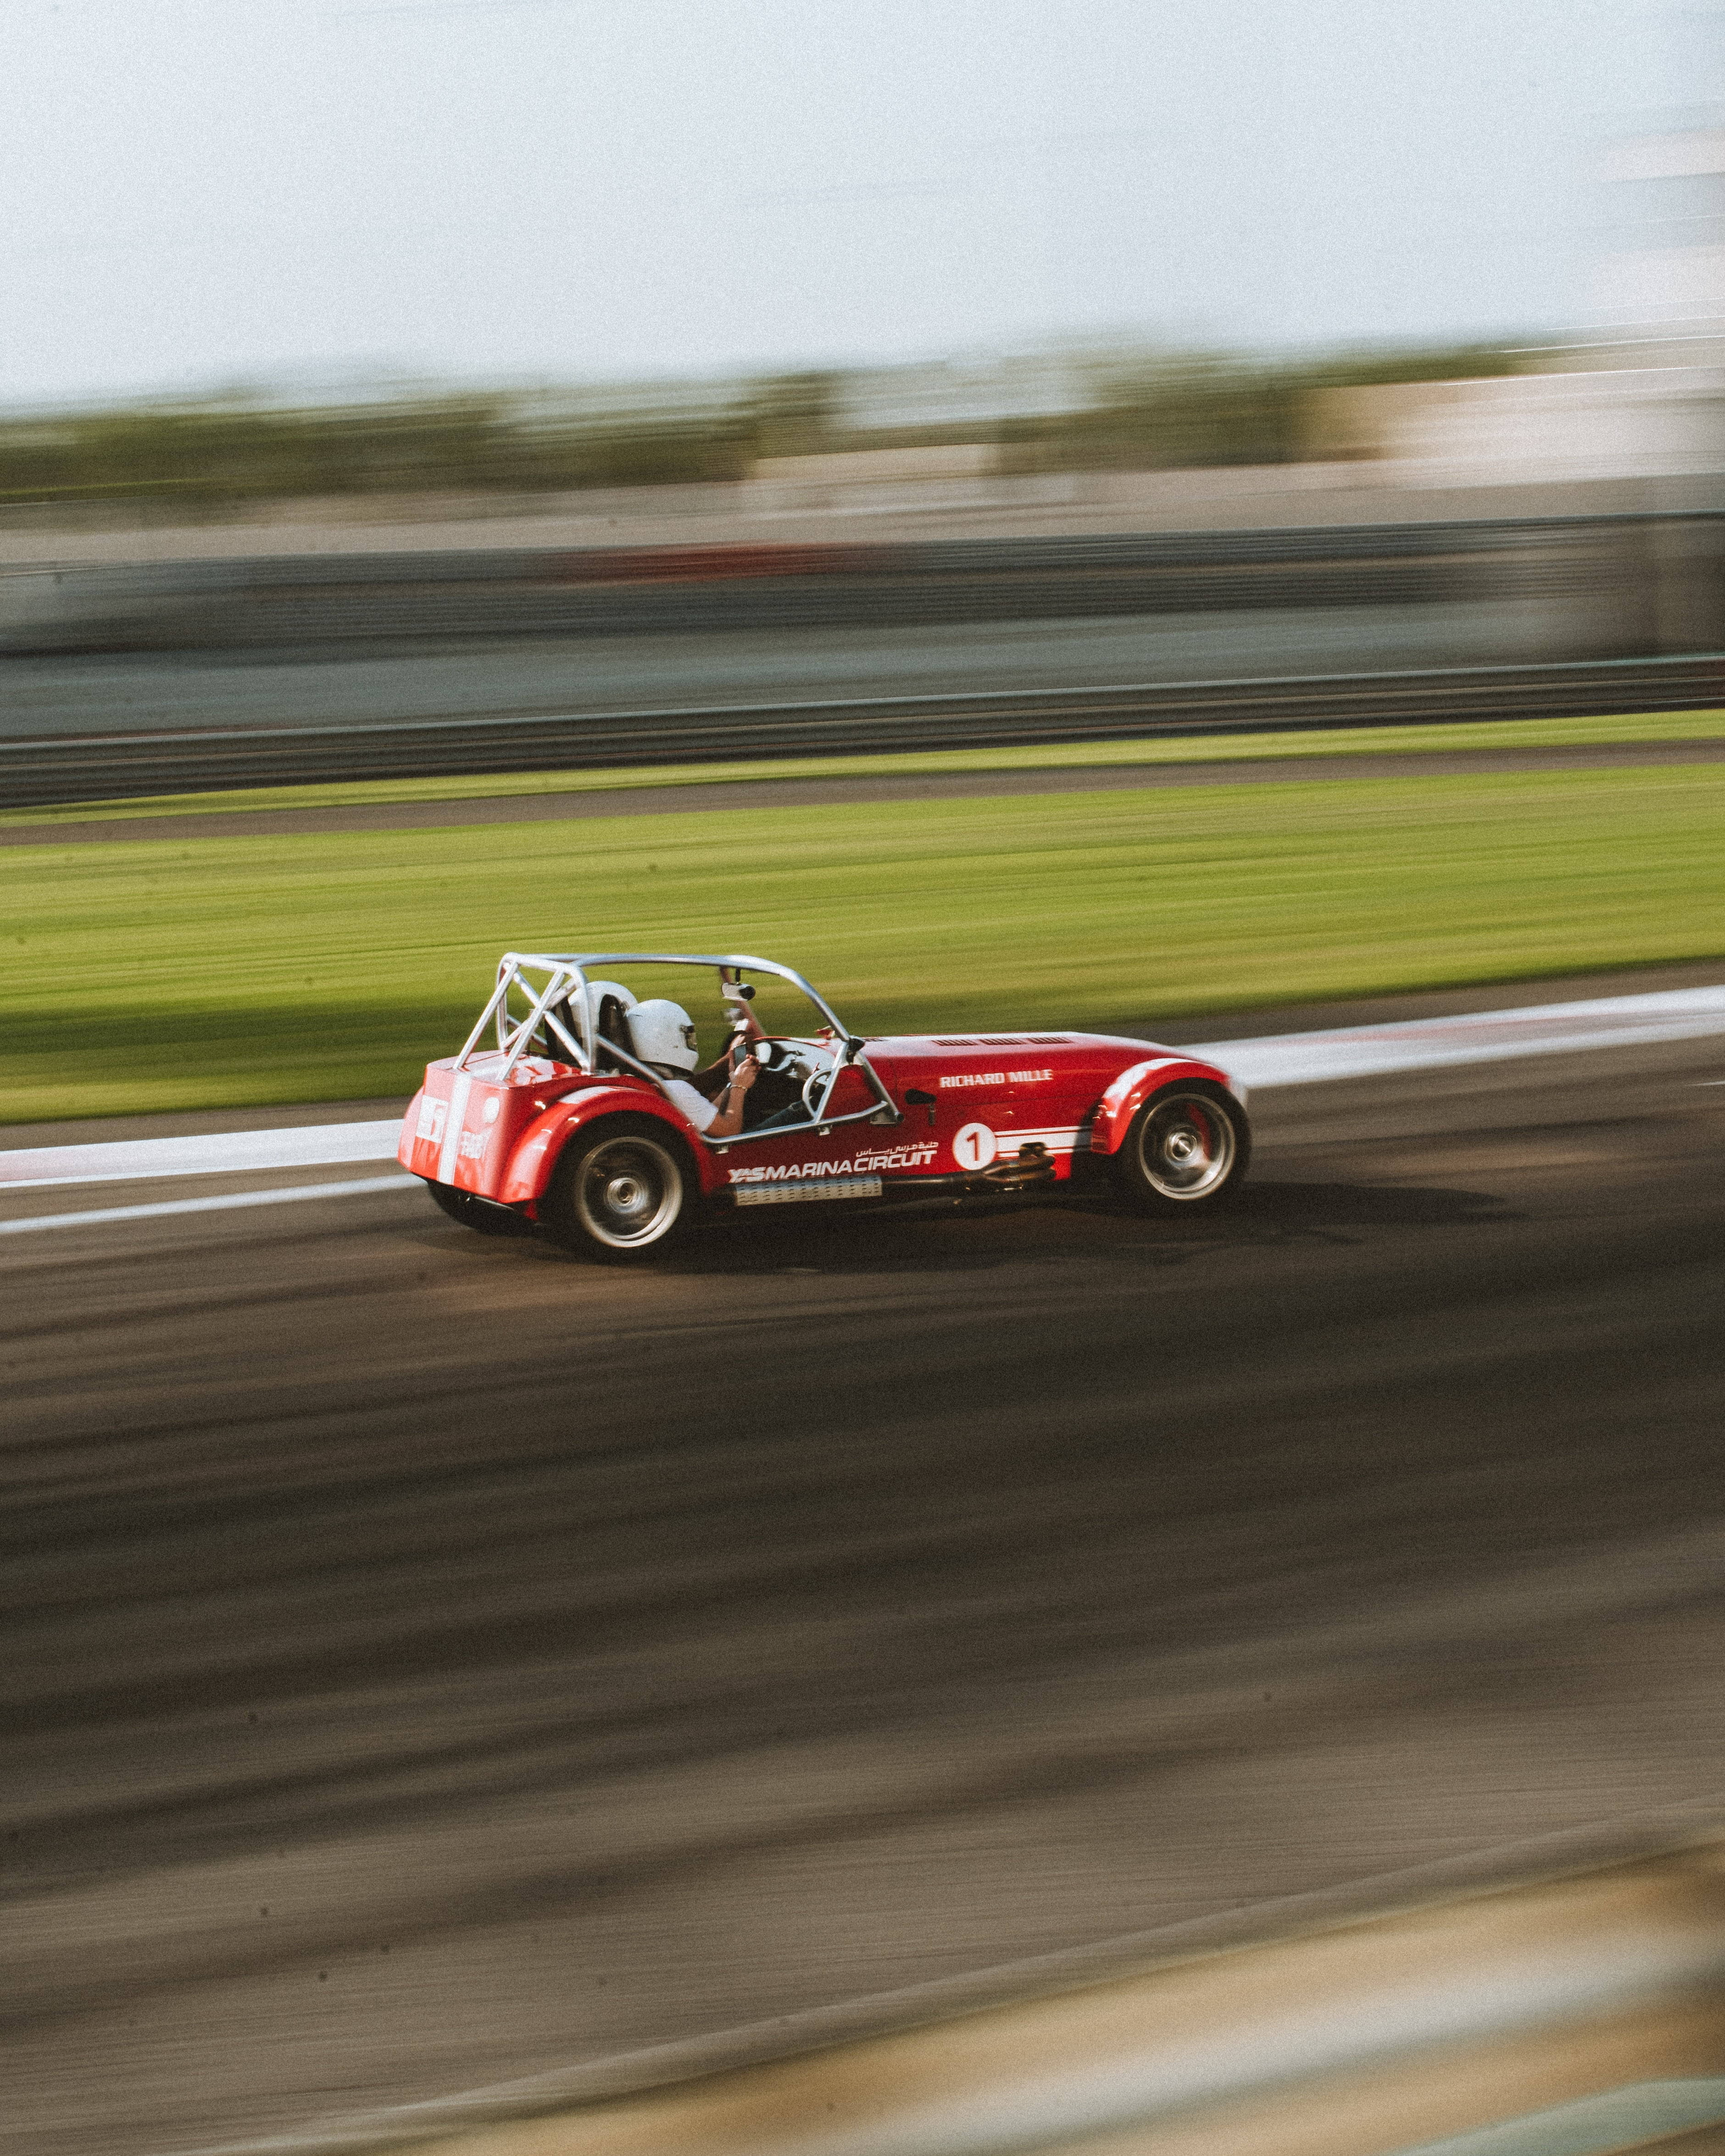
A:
0,1118,402,1190
0,1174,417,1237
1189,984,1725,1089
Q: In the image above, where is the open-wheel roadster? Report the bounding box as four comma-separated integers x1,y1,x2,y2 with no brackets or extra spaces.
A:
399,951,1250,1261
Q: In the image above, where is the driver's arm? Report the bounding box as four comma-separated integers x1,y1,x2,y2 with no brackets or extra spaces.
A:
694,1002,765,1095
701,1046,758,1139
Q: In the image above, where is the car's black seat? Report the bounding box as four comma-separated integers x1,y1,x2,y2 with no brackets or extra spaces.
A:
594,992,635,1072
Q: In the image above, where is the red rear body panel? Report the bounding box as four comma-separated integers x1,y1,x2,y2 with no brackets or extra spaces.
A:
398,1055,729,1205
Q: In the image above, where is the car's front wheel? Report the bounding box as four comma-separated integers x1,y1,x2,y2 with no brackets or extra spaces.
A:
540,1120,693,1261
1112,1083,1250,1211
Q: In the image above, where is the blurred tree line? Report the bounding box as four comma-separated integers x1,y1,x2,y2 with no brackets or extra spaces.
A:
0,347,1527,514
997,346,1525,473
0,391,762,508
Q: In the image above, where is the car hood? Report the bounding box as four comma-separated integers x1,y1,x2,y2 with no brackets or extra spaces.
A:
862,1030,1180,1083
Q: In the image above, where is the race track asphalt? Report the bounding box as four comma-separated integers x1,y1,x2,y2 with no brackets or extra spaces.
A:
8,737,1725,849
8,1030,1725,2156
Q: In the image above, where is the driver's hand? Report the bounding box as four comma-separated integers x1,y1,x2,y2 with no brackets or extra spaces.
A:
729,1052,759,1091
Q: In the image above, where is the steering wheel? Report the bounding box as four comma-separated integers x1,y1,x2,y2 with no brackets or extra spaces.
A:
800,1049,839,1120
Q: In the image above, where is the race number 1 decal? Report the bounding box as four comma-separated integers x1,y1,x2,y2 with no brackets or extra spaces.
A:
953,1122,998,1171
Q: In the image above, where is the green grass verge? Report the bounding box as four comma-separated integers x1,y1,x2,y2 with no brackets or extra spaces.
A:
7,762,1725,1126
5,707,1725,827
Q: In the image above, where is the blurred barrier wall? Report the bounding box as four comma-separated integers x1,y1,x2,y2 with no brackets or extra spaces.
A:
3,516,1722,806
4,516,1722,656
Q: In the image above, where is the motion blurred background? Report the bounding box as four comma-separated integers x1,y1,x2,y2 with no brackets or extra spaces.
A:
8,0,1725,759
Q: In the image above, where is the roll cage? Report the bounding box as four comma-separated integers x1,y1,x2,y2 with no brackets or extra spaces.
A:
453,950,900,1146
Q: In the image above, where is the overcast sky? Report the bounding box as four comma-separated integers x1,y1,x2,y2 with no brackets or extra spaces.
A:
0,0,1695,407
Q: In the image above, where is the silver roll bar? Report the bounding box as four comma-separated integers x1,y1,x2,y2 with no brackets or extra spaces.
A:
452,952,899,1139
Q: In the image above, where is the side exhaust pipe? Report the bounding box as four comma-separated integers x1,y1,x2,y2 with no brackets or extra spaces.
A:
972,1142,1056,1192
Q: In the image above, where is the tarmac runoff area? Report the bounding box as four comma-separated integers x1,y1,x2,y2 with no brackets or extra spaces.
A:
8,970,1725,2156
6,736,1725,844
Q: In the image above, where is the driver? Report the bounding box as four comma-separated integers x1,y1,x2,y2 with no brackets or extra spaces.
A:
626,999,757,1139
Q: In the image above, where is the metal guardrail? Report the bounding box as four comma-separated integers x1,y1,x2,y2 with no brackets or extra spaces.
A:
1,654,1720,810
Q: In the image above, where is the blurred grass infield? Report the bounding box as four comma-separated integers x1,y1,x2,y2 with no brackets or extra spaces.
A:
7,754,1725,1125
4,707,1725,827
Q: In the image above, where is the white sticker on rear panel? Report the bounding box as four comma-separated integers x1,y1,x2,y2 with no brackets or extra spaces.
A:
438,1073,473,1184
953,1122,997,1171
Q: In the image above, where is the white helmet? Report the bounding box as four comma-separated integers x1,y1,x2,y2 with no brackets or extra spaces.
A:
628,997,700,1072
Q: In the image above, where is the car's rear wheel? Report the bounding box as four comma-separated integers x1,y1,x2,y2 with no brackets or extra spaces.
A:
1113,1084,1249,1211
423,1179,533,1237
541,1120,692,1261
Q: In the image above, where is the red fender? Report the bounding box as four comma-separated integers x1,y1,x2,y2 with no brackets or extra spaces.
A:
1088,1056,1245,1158
500,1085,724,1204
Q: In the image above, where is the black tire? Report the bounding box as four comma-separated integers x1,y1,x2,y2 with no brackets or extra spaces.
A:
423,1179,534,1237
1112,1082,1250,1212
540,1118,694,1262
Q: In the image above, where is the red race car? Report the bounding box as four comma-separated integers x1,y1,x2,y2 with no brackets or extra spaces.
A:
399,950,1250,1261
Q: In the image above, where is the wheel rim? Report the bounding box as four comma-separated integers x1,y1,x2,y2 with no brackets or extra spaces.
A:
1136,1092,1235,1200
574,1137,682,1248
